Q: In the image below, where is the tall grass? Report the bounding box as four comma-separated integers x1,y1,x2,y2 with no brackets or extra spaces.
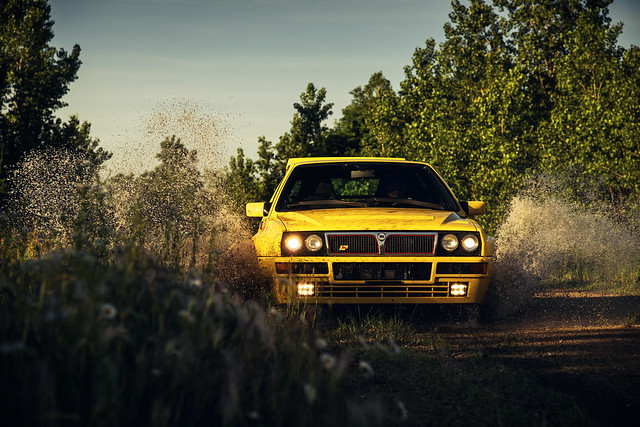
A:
0,145,397,425
1,146,636,425
0,244,401,426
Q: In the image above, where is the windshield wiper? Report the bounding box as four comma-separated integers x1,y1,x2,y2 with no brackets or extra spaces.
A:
368,197,446,210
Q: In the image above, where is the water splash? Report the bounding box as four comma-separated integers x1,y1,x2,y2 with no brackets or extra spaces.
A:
11,149,96,244
9,101,262,297
104,99,237,176
488,175,640,316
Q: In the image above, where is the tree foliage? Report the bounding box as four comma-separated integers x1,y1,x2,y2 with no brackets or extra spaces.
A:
0,0,109,202
225,0,638,233
224,83,336,209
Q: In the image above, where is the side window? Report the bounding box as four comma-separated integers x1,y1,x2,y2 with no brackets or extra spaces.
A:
285,180,302,204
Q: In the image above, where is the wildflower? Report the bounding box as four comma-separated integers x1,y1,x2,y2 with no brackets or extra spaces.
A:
178,310,195,323
314,337,328,350
268,307,284,321
358,360,374,378
44,308,71,322
397,400,409,420
0,341,26,354
304,383,317,403
100,303,118,320
387,337,402,354
320,353,336,371
373,341,391,355
189,277,203,287
357,335,371,351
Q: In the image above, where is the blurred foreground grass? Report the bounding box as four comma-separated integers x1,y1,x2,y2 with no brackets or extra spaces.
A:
1,242,595,426
1,152,634,425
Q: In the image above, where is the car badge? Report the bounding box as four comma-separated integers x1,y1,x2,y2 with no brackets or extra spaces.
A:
377,232,386,240
339,244,349,251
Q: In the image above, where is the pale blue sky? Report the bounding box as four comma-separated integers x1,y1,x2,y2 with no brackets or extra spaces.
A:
49,0,640,173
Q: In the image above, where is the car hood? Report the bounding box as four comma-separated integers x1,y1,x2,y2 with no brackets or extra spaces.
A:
274,208,478,232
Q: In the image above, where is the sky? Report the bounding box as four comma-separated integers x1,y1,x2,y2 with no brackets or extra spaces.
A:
49,0,640,173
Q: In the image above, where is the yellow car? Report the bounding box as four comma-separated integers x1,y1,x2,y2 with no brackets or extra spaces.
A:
246,157,495,306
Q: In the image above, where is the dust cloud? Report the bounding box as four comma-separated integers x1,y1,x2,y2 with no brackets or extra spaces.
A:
10,100,262,297
488,175,640,317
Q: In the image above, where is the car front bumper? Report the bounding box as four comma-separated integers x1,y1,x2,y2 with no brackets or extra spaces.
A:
256,255,495,304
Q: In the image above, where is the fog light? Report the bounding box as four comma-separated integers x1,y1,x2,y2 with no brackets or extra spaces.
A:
297,283,315,297
450,283,468,297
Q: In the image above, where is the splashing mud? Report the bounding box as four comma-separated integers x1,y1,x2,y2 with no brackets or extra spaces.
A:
11,149,96,243
488,175,640,317
10,101,262,298
104,99,236,176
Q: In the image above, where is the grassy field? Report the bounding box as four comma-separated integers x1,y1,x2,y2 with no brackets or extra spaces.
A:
2,159,638,425
1,239,613,426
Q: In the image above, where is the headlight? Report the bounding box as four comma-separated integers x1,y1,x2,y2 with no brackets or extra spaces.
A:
284,235,303,252
461,234,479,252
441,234,459,251
305,234,323,251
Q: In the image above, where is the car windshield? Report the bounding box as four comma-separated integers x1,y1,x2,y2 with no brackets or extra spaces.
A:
275,162,461,212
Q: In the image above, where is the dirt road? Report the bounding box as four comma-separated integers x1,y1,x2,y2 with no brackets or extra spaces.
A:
431,293,640,426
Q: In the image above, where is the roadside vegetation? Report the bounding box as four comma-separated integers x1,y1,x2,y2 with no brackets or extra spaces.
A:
1,0,639,425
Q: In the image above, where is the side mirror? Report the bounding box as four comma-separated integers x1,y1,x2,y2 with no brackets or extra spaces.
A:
246,202,271,217
461,201,485,216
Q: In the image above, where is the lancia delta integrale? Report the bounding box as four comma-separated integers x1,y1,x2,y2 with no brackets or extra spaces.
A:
246,157,495,306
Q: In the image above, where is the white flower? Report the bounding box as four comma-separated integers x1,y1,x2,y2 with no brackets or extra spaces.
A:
320,353,336,370
0,341,26,354
314,337,328,350
387,338,402,354
178,310,195,323
358,360,374,378
100,303,117,320
304,383,317,403
397,400,409,420
268,307,284,321
357,335,371,351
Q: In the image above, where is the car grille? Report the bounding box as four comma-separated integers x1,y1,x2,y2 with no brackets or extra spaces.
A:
333,262,432,281
327,234,378,254
315,283,450,298
384,234,435,254
326,232,437,255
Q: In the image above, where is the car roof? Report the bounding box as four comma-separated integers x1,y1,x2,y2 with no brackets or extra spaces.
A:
285,157,412,171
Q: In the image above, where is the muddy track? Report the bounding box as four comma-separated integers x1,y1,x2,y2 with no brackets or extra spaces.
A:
425,293,640,426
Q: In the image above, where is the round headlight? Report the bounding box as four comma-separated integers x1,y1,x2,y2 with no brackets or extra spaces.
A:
441,234,459,251
284,235,303,252
305,234,323,251
461,234,479,252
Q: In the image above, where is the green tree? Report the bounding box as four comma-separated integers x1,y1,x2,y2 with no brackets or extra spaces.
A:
123,136,207,269
221,147,261,211
0,0,107,201
224,83,335,210
274,82,333,163
327,72,397,157
537,3,640,205
394,0,528,230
